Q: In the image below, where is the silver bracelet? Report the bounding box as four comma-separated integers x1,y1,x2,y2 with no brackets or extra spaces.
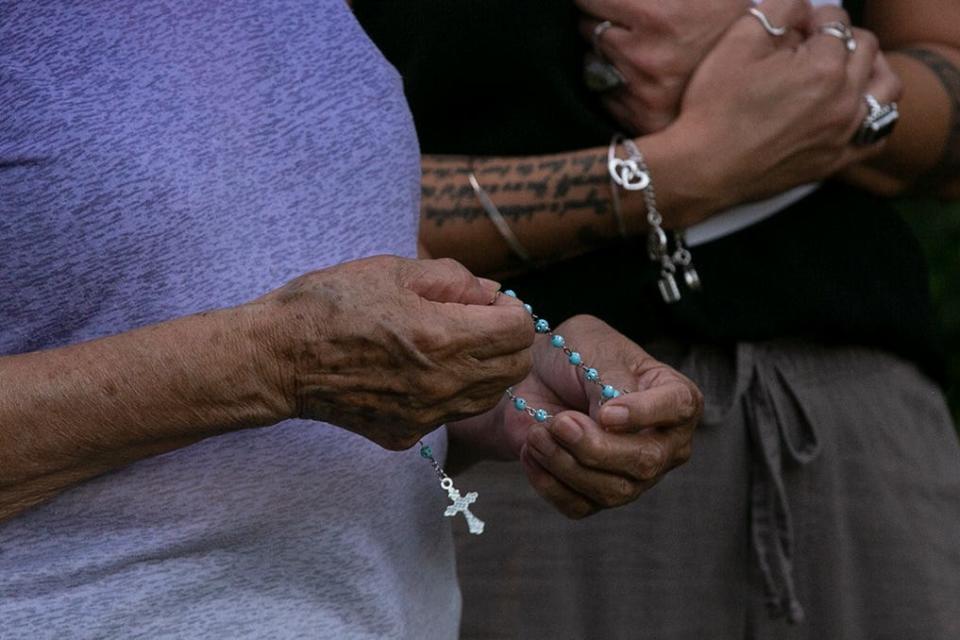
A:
468,169,537,268
608,134,700,303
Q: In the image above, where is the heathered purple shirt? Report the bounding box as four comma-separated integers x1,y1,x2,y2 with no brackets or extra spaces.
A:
0,2,458,638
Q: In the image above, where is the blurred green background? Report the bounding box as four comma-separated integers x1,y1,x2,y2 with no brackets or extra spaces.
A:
900,199,960,425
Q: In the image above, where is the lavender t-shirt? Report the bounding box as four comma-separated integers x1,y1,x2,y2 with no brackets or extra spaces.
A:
0,2,457,638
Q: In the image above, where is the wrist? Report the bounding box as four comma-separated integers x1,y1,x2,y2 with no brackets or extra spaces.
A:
635,122,740,227
233,299,301,424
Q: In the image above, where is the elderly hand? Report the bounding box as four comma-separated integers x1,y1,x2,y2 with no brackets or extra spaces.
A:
452,312,700,519
577,0,749,134
255,256,535,450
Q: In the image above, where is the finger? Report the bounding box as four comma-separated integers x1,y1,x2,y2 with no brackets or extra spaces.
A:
867,51,904,104
520,444,598,519
526,417,661,507
807,4,852,32
433,298,535,359
580,18,644,83
535,411,690,483
403,257,501,305
460,348,535,397
844,29,880,94
599,379,701,431
578,16,631,53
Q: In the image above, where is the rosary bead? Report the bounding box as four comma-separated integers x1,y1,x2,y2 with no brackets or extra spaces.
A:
523,303,533,314
550,335,566,348
504,289,517,298
601,385,617,399
534,409,549,422
513,397,527,411
568,351,582,366
584,368,599,382
535,319,550,334
420,445,433,459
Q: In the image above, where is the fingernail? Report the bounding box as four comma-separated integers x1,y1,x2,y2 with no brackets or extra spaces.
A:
528,427,557,457
552,418,583,445
601,406,629,427
479,278,501,291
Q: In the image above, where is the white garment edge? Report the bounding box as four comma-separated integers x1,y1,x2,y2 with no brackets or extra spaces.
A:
688,0,842,246
684,183,820,247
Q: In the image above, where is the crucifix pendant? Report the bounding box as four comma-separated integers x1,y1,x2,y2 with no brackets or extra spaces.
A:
440,477,485,535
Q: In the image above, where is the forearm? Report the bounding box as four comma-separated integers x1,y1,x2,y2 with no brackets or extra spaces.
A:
0,303,287,521
843,0,960,197
842,45,960,196
419,130,720,278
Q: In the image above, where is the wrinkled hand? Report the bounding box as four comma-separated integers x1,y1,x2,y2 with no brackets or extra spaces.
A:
577,0,749,133
665,0,902,217
454,313,701,519
255,256,534,450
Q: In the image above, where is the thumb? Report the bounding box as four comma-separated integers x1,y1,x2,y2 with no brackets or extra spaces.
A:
403,258,500,305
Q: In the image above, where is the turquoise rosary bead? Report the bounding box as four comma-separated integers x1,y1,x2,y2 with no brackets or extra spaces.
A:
496,290,627,430
420,444,433,459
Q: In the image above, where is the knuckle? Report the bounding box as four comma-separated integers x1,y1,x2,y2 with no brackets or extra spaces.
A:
812,54,846,82
508,306,536,343
856,29,878,55
603,477,637,507
674,383,699,423
506,350,534,384
430,376,462,403
636,442,667,481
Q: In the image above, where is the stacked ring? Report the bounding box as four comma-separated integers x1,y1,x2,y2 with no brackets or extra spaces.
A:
853,94,900,145
818,21,857,52
747,7,788,37
584,20,626,92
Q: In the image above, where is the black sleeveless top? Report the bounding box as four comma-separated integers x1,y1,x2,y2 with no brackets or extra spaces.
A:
356,0,945,383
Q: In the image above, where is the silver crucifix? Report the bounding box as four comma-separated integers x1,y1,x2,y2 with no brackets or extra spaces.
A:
440,477,485,535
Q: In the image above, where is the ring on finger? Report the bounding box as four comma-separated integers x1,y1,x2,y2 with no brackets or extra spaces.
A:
818,21,857,52
747,7,788,37
592,20,614,53
584,52,627,92
853,93,900,145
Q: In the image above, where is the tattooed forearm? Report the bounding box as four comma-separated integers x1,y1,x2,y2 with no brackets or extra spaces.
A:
899,47,960,189
422,150,613,225
419,147,639,275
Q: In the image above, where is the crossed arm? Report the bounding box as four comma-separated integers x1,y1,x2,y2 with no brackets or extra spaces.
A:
418,0,960,279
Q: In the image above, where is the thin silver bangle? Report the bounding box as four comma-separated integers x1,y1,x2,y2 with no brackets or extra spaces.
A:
468,170,536,267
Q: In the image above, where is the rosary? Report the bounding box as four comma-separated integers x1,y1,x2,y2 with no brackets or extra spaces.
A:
418,290,625,535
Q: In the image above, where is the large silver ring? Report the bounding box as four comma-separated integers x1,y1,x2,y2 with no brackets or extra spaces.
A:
853,94,899,145
747,7,788,37
584,52,626,92
592,20,614,53
818,21,857,52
